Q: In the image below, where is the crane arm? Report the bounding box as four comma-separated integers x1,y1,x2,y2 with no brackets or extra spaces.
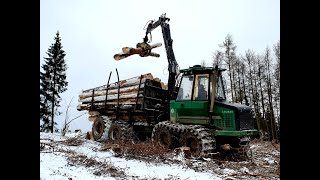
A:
142,14,179,99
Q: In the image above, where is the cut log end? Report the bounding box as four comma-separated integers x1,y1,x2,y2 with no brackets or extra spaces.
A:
122,47,131,54
114,53,131,60
113,54,122,60
86,131,94,140
88,116,99,122
222,144,231,151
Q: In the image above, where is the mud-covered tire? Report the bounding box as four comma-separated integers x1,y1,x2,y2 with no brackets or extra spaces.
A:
107,121,133,143
179,127,216,155
152,126,173,149
92,116,111,142
180,132,201,154
108,123,122,142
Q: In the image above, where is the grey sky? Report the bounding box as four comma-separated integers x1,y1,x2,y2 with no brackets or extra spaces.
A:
40,0,280,132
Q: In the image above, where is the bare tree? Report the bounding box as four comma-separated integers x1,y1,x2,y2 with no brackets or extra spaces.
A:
219,33,237,102
256,54,266,120
200,59,207,67
235,59,243,103
212,50,224,67
240,59,249,106
232,57,243,103
62,97,73,136
211,37,280,141
264,46,278,140
274,40,280,63
273,40,280,133
231,55,238,103
62,97,86,136
243,49,263,139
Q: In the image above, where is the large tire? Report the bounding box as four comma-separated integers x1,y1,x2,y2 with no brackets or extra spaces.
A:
180,132,202,154
108,121,133,143
152,126,173,149
108,123,122,143
179,127,216,155
92,116,111,142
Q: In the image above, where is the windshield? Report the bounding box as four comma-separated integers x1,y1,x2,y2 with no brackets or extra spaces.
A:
176,73,226,101
177,75,194,101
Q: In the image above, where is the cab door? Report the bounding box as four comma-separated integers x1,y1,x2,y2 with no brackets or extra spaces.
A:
170,74,210,125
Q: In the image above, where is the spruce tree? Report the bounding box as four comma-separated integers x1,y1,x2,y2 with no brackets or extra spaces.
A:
40,31,68,133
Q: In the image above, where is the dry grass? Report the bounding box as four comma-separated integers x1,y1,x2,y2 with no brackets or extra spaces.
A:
66,154,126,178
41,134,280,179
102,140,172,162
63,136,85,146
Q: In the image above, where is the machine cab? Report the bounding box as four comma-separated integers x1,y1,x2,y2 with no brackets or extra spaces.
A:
176,66,226,102
170,65,227,124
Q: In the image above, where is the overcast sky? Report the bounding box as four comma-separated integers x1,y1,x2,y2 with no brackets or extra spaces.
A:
40,0,280,132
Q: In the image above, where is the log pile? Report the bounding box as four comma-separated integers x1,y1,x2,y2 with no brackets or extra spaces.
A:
77,73,167,113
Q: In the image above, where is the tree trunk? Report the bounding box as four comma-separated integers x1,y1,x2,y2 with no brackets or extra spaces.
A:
258,65,266,119
241,64,249,106
232,66,237,102
268,81,277,140
265,47,277,141
237,63,242,104
51,68,56,133
252,59,261,121
246,51,263,139
228,62,234,102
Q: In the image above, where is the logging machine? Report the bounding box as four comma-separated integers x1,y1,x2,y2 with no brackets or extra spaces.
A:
77,13,258,156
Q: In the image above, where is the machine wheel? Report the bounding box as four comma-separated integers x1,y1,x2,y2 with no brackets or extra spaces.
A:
179,126,216,155
152,126,173,149
180,132,202,154
108,123,122,142
107,121,134,143
92,116,111,142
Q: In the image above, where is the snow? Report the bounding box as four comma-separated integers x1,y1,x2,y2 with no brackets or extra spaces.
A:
222,168,236,175
80,84,145,98
240,167,249,174
40,153,101,180
82,75,150,93
40,132,222,180
264,158,275,165
79,93,143,103
40,133,280,180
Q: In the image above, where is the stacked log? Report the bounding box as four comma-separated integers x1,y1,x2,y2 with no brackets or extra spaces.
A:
77,73,167,113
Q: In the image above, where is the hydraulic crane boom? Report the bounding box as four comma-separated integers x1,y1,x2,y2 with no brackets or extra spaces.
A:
143,14,179,100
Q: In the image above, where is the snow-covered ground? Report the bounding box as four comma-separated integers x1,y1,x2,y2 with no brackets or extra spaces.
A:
40,132,222,179
40,132,280,180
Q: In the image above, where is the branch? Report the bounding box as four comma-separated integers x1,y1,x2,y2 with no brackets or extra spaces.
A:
66,113,86,126
62,97,74,136
64,96,74,125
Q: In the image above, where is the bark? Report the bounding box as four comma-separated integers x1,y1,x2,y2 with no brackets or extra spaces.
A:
257,59,266,120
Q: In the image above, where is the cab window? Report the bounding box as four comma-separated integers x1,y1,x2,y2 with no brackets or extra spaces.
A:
193,74,209,101
176,75,194,101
